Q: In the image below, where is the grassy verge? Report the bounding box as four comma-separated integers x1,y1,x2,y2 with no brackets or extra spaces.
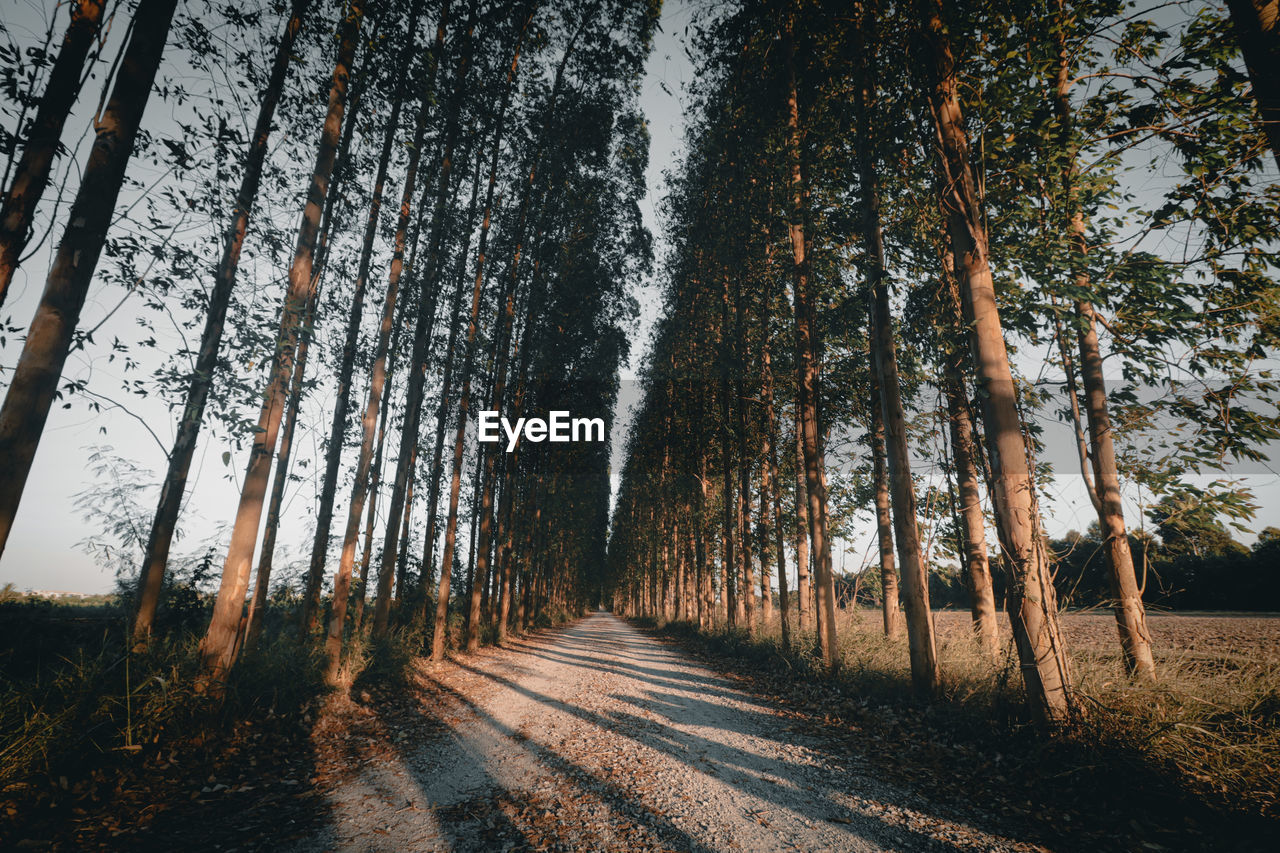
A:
639,608,1279,851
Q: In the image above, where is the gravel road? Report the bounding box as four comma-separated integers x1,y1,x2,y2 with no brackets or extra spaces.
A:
293,611,1042,852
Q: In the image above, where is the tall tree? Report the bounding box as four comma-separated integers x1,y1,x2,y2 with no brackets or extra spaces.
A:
133,0,309,640
198,1,365,681
0,0,107,310
0,0,180,561
917,0,1074,726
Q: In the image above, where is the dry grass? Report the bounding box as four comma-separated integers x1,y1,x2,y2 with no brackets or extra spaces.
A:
659,606,1280,820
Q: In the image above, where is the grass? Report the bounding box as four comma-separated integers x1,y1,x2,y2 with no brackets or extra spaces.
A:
0,599,325,808
644,606,1280,823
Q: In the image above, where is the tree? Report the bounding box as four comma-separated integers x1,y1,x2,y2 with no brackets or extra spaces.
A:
198,0,365,682
0,0,106,311
133,0,310,642
0,0,180,561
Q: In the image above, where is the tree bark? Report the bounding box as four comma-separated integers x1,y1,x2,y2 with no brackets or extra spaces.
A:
782,20,836,666
0,0,178,561
132,0,308,642
942,357,1000,657
1226,0,1280,168
0,0,108,309
198,1,363,681
868,380,903,639
919,0,1073,726
305,0,428,636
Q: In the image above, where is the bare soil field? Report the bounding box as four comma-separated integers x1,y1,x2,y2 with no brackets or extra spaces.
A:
933,609,1280,666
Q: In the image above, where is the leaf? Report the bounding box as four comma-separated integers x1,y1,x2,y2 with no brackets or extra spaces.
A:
221,451,232,467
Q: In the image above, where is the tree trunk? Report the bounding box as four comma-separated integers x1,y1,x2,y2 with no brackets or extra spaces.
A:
1226,0,1280,168
734,276,756,635
863,208,940,695
0,0,178,560
942,357,1000,657
792,400,811,632
720,275,739,628
371,8,479,640
761,312,790,648
919,0,1072,726
245,287,318,651
868,380,902,639
782,21,836,667
421,124,487,594
305,0,428,635
1049,4,1156,680
198,1,363,681
853,1,938,692
131,0,308,641
0,0,108,309
1075,298,1156,678
354,277,413,634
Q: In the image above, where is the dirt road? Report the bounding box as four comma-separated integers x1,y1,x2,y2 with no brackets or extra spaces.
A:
293,612,1038,852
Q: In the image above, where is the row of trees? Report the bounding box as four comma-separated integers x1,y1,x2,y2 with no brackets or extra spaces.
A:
0,0,657,682
608,0,1278,728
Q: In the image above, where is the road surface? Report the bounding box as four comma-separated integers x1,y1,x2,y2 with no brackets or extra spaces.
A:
293,611,1037,852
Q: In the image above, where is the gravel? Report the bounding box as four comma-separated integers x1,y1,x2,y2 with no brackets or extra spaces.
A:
290,612,1043,852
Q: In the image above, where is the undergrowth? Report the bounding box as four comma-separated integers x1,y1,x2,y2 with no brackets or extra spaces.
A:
642,608,1280,821
0,599,325,809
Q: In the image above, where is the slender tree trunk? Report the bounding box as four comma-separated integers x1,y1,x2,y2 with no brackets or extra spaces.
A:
354,287,412,634
0,0,108,309
695,454,709,629
1074,298,1156,678
305,0,428,634
372,8,478,639
942,357,999,657
245,287,318,651
199,1,363,681
863,200,940,696
868,381,902,638
1049,7,1156,680
792,401,811,632
421,124,487,596
0,0,178,560
720,275,739,628
853,3,937,692
1226,0,1280,168
756,477,772,625
919,0,1072,726
782,21,836,666
761,313,790,648
734,276,756,635
132,0,309,641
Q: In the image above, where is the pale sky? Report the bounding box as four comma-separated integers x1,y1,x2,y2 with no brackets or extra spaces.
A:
1,0,1276,596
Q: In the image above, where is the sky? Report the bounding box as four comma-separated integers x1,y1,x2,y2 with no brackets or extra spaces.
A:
1,0,1277,595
